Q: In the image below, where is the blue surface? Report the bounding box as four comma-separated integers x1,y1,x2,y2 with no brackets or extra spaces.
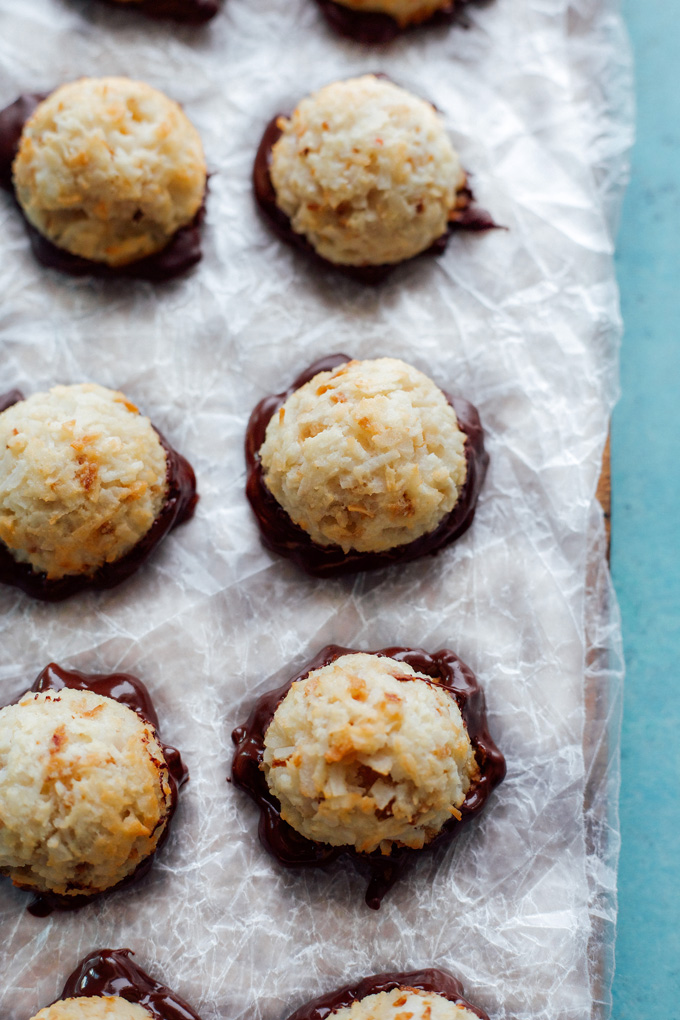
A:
612,0,680,1014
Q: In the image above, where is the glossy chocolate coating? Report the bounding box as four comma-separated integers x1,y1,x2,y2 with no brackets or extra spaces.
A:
231,644,506,908
245,355,488,577
253,116,497,285
57,947,202,1020
0,94,205,281
97,0,219,23
285,969,489,1020
0,389,198,601
5,663,188,916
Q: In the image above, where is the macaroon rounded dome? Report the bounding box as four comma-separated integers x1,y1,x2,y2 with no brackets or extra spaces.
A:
0,383,168,581
263,652,478,854
258,357,467,554
12,77,206,266
269,75,465,267
0,687,174,897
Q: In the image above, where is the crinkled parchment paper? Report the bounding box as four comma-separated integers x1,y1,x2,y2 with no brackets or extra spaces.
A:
0,0,631,1016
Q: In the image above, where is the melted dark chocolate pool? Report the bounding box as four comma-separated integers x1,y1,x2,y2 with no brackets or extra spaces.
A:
4,663,188,917
0,389,198,601
0,94,205,281
285,968,489,1020
231,645,506,909
97,0,220,23
57,947,202,1020
245,355,488,578
253,115,497,285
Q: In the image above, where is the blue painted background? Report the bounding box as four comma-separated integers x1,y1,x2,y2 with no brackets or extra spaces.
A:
612,0,680,1014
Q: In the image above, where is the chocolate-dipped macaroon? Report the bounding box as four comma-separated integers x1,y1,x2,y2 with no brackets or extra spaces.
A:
245,355,488,577
283,969,489,1020
0,384,197,600
254,75,496,284
0,78,206,280
314,0,476,45
28,947,202,1019
0,664,188,915
231,645,505,908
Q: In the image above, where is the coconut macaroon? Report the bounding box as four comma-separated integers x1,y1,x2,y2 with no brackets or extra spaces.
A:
269,75,465,267
331,988,482,1020
259,358,467,554
0,383,168,580
262,653,478,854
12,77,206,266
327,0,452,28
0,687,174,897
30,999,153,1020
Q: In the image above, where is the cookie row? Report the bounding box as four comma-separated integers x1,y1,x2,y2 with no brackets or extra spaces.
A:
0,75,495,283
31,951,490,1020
60,0,482,43
0,355,487,598
1,648,504,913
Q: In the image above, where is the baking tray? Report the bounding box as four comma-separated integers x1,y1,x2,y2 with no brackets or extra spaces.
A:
0,0,631,1016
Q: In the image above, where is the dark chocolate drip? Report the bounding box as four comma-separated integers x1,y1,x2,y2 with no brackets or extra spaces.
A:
244,355,489,578
5,663,188,917
0,94,45,189
0,388,198,601
0,388,24,413
231,644,506,909
449,186,499,232
59,948,202,1020
30,662,166,729
96,0,219,23
313,0,474,44
253,115,499,285
0,94,205,281
285,969,489,1020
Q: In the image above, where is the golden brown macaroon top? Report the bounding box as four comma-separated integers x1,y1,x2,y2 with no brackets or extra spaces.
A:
0,383,168,579
0,688,174,896
270,75,464,267
259,358,467,553
331,988,482,1020
263,653,478,854
13,77,206,266
30,998,153,1020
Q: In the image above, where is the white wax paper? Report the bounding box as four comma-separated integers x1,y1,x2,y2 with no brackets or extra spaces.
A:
0,0,630,1017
